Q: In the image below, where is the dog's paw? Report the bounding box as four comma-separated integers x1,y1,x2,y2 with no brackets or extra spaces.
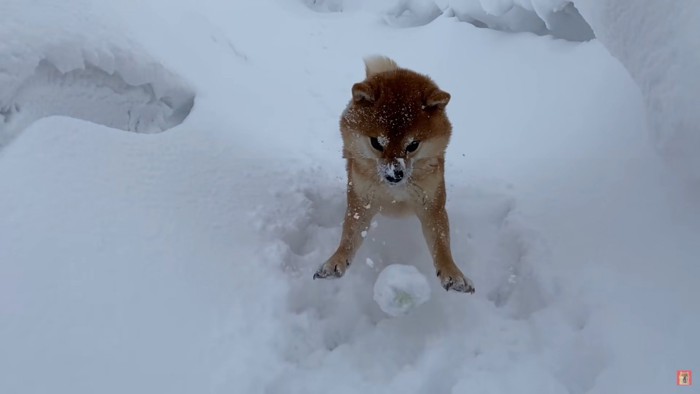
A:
313,256,349,280
436,266,475,294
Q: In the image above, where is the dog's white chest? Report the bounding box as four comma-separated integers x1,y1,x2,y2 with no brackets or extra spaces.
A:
386,185,412,202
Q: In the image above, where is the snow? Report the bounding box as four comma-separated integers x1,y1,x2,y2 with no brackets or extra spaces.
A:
0,0,195,148
444,0,594,41
304,0,593,39
0,1,698,393
575,0,700,185
373,264,431,316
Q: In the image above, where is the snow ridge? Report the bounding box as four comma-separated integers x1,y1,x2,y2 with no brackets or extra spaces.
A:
0,0,195,148
0,58,195,147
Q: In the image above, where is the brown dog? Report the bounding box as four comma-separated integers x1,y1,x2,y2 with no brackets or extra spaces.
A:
313,56,475,293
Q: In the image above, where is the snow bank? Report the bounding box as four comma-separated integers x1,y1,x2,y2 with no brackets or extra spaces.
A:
0,0,195,148
447,0,594,41
575,0,700,184
0,116,287,394
304,0,593,40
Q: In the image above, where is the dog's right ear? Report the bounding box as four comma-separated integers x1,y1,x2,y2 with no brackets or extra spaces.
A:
425,89,450,110
352,82,374,103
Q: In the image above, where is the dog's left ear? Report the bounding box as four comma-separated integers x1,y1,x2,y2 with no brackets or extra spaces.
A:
425,89,450,110
352,82,375,103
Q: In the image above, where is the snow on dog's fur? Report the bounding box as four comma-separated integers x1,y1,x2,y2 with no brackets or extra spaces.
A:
314,55,475,293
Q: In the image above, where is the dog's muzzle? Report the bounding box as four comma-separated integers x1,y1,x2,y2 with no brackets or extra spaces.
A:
385,170,404,183
380,159,407,184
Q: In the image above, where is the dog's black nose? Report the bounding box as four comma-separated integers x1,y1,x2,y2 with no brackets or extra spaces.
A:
385,170,404,183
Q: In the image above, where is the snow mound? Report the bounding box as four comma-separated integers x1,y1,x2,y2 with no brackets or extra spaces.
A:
373,264,431,316
447,0,594,41
575,0,700,184
0,0,195,148
383,0,444,28
301,0,592,38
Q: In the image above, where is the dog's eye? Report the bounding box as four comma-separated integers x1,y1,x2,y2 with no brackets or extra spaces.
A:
406,140,420,153
370,137,384,152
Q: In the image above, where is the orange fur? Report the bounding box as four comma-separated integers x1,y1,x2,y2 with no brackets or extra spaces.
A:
313,56,475,294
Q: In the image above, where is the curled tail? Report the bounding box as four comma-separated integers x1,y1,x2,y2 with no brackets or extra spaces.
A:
363,55,399,78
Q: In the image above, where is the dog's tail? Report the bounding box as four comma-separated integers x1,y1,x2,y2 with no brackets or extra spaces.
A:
363,55,399,78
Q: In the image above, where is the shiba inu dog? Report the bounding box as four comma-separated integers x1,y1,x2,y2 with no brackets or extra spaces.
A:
313,56,475,294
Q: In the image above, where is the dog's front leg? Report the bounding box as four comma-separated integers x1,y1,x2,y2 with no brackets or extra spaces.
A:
313,189,376,279
417,203,476,294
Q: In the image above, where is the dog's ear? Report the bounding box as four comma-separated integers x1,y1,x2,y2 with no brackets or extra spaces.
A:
425,89,450,110
352,82,375,103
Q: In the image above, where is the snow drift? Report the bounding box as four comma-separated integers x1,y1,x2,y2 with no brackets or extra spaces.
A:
305,0,594,40
575,0,700,185
447,0,594,41
0,0,195,148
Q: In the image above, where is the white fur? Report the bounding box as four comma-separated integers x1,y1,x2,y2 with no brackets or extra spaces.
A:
364,55,399,77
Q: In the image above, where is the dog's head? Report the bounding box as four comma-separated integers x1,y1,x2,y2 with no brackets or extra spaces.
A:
340,56,452,186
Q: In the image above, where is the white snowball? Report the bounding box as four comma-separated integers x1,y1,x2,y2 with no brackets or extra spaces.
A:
373,264,431,317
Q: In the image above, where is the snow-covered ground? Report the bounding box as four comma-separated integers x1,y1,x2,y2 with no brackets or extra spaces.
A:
1,0,698,393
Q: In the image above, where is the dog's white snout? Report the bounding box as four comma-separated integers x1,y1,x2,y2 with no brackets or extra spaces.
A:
380,159,407,184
